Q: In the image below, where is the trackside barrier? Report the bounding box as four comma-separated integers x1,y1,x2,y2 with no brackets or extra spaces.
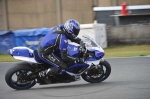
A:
0,24,107,54
0,31,16,54
14,27,50,50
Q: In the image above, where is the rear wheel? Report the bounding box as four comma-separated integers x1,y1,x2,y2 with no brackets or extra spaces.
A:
82,60,111,83
5,61,36,90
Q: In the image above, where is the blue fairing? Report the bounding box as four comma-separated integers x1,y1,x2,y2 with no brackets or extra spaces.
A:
67,63,89,70
95,50,104,58
67,63,89,74
67,43,104,61
10,49,33,58
87,57,97,61
87,50,104,61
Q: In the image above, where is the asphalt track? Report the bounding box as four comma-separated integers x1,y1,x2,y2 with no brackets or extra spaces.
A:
0,56,150,99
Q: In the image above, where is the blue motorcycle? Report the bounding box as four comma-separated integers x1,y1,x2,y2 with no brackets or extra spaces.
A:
5,36,111,90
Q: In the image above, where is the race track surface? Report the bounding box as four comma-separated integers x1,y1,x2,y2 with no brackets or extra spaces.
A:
0,57,150,99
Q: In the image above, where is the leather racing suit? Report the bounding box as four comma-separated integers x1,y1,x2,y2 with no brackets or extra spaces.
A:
38,24,81,74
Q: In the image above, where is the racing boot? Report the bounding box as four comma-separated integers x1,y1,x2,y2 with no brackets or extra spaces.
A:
46,67,63,82
46,68,61,76
38,70,52,84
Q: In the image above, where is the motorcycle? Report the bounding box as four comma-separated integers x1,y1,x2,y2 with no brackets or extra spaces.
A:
5,35,111,90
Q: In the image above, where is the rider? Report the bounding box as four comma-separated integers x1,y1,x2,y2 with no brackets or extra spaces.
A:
38,19,84,77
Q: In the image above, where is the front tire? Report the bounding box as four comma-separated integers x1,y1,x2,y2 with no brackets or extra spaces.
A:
82,60,111,83
5,61,36,90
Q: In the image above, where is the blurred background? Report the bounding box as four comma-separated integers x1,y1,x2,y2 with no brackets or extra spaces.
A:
0,0,150,56
0,0,150,30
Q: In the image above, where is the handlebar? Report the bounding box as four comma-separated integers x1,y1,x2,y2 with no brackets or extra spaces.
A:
79,40,95,59
79,41,87,53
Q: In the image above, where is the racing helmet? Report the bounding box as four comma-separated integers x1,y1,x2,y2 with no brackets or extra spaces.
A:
64,19,80,39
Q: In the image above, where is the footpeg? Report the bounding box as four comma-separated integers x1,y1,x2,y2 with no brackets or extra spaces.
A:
74,75,81,81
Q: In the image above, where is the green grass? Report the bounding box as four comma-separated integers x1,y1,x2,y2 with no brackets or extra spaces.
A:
104,45,150,58
0,54,19,62
0,45,150,62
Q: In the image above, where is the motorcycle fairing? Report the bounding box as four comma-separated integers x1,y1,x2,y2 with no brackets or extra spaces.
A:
8,47,39,63
66,63,89,74
67,38,105,61
59,63,89,78
7,36,105,77
87,50,104,61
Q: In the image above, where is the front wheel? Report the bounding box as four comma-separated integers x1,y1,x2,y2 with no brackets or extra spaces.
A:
5,61,36,90
82,60,111,83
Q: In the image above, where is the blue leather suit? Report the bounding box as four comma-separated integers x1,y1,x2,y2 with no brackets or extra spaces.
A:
38,24,81,70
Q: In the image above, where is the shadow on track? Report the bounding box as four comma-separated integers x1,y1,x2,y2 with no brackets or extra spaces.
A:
30,81,113,90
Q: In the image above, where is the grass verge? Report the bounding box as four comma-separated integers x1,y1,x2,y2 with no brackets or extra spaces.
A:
0,45,150,62
104,45,150,58
0,54,19,62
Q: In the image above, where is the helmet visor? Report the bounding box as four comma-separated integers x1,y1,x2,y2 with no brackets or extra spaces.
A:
74,29,80,37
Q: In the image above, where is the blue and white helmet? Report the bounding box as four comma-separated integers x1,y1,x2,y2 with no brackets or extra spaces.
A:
64,19,80,38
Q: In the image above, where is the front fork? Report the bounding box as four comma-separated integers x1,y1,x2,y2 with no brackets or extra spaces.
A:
86,58,105,67
99,58,105,63
84,58,105,73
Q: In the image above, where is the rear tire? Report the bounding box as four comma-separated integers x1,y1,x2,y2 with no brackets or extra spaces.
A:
5,61,36,90
82,60,111,83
